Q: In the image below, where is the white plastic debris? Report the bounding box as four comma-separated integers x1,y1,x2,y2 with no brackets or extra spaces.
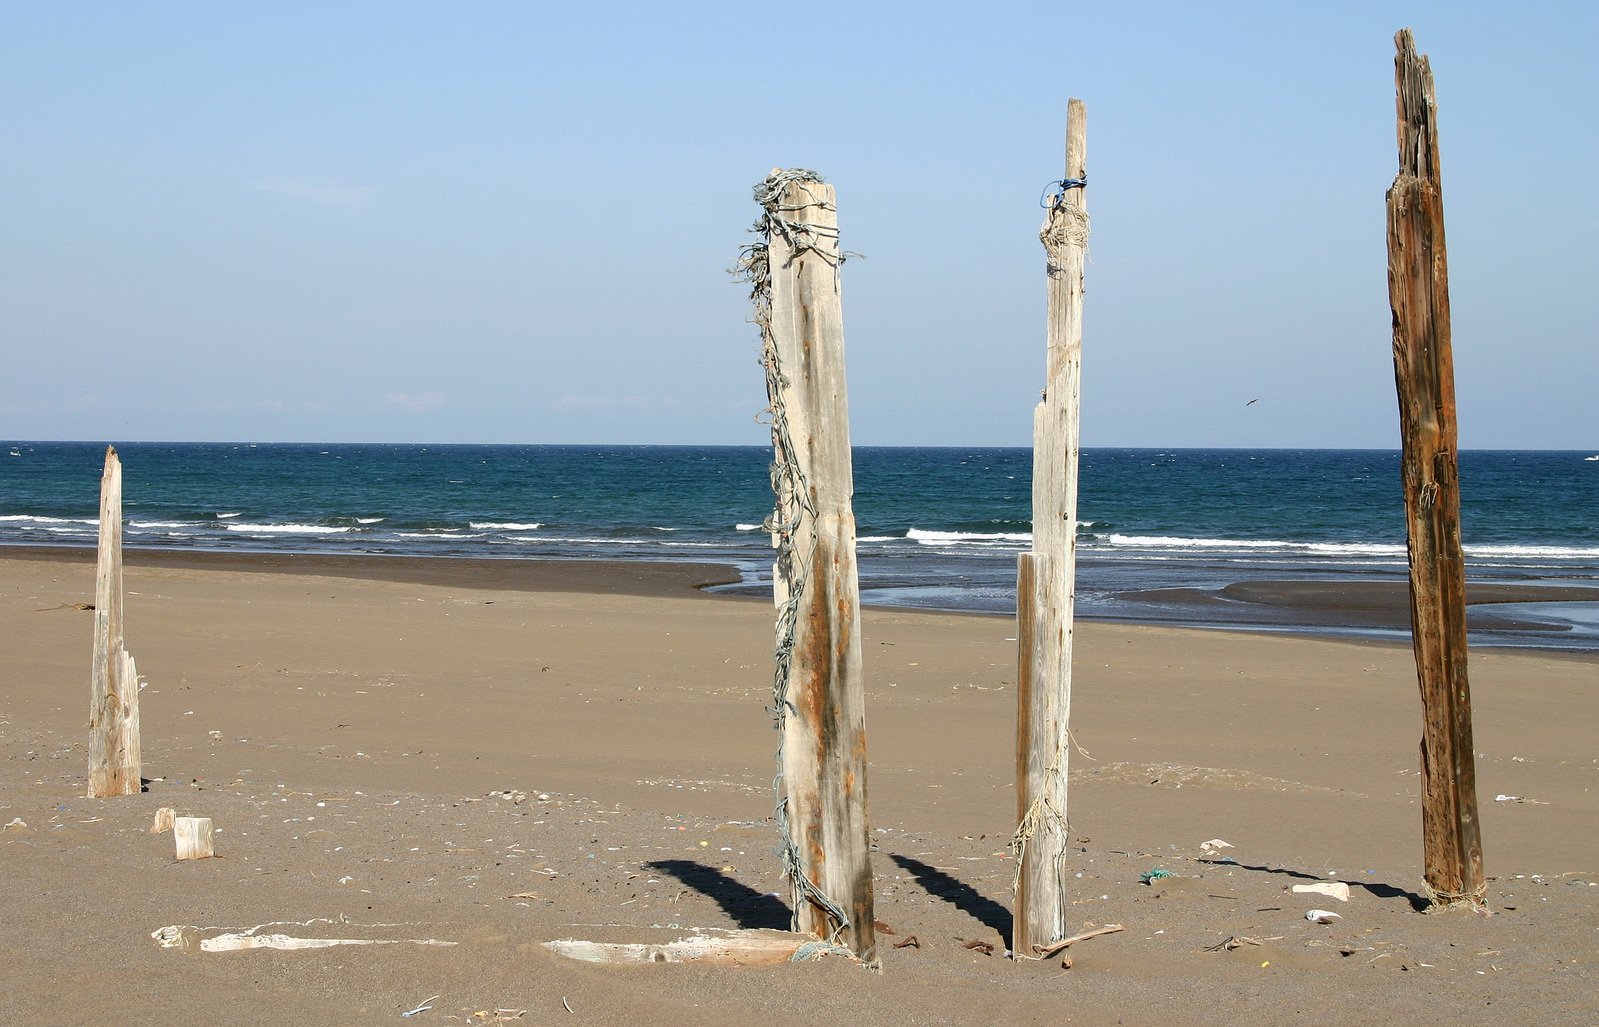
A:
1199,838,1233,853
1305,909,1342,924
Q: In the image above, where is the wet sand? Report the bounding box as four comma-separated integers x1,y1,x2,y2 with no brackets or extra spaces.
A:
2,551,1595,1024
1120,578,1599,639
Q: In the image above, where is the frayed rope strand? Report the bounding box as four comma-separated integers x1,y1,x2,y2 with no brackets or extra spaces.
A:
733,168,852,944
1010,741,1070,900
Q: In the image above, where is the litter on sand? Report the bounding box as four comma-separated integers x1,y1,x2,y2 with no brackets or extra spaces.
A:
401,995,439,1018
1292,882,1351,902
1305,909,1342,924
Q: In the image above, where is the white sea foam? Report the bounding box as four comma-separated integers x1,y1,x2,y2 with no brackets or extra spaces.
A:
490,534,653,546
1465,543,1599,560
907,528,1032,545
470,521,543,530
216,512,242,519
222,522,352,535
1096,533,1597,562
0,514,96,525
396,532,487,540
129,520,197,529
356,517,385,524
1105,534,1287,550
1102,534,1407,557
735,523,763,532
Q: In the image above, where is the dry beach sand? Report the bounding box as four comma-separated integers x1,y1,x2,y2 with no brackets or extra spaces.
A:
2,549,1596,1024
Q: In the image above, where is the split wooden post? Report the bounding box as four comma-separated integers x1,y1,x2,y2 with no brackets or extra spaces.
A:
1014,100,1089,957
88,445,141,798
749,169,875,962
1385,29,1485,907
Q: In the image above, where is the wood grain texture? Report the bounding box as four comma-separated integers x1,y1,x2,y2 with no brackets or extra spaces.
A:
544,930,834,966
1385,29,1484,906
766,177,876,961
1015,99,1088,956
87,446,141,798
174,816,214,860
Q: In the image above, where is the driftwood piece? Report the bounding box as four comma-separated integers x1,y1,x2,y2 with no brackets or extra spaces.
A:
174,816,214,860
543,929,844,967
152,925,455,953
1015,99,1089,958
1385,28,1485,908
1032,922,1124,959
150,807,176,834
88,446,141,797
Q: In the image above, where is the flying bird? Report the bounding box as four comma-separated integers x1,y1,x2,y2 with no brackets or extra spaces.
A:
1245,398,1259,406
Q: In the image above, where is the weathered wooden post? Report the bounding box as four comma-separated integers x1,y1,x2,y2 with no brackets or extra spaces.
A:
1385,29,1485,907
88,445,142,797
738,168,875,961
1014,100,1088,957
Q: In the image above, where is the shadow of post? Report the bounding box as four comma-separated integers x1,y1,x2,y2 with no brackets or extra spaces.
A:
643,859,793,930
1205,859,1429,912
889,853,1013,939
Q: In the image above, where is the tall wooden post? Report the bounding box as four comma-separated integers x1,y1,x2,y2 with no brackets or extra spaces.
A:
88,445,141,797
1385,30,1484,907
1014,100,1088,956
744,169,875,961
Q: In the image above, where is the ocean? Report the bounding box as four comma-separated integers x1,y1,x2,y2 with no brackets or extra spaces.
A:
4,442,1597,651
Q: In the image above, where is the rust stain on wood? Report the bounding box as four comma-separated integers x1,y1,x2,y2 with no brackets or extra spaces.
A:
1386,28,1484,906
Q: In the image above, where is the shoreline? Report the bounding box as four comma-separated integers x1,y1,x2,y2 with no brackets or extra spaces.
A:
0,543,746,599
12,543,1595,656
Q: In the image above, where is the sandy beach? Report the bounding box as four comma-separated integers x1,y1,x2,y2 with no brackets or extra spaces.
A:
2,549,1595,1025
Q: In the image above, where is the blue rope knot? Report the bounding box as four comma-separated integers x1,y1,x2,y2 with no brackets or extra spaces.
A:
1040,177,1087,209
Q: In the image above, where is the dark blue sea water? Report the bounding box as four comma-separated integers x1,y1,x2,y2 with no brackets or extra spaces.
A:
3,442,1597,650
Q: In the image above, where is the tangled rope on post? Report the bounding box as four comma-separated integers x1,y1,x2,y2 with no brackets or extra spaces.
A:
1421,879,1489,910
1041,185,1090,279
1039,176,1086,209
732,168,853,944
1010,743,1070,909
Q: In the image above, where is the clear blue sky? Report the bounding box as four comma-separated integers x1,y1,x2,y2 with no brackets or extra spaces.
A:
3,2,1593,448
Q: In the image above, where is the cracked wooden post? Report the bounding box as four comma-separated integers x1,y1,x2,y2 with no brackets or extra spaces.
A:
761,171,875,961
1386,29,1485,907
88,445,141,797
1015,100,1088,957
